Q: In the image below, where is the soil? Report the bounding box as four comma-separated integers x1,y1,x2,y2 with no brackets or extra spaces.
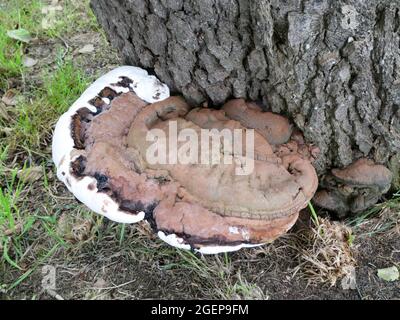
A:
1,211,399,300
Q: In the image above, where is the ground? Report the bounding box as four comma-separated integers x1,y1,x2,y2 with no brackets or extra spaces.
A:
0,0,399,300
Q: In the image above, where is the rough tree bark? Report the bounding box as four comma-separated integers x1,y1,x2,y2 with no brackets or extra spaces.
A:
90,0,400,213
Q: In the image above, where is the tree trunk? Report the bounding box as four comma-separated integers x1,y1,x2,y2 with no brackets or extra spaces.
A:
90,0,400,212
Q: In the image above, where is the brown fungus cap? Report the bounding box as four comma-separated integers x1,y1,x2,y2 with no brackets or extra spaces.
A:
53,67,318,253
80,95,318,248
313,158,393,216
331,158,392,190
126,97,318,221
223,99,293,145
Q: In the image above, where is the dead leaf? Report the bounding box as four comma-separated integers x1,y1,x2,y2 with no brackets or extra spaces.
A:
6,29,32,43
22,56,38,68
377,266,399,282
2,89,18,106
17,166,43,183
78,44,94,54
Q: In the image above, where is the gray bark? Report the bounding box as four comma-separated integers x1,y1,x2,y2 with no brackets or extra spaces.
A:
90,0,400,182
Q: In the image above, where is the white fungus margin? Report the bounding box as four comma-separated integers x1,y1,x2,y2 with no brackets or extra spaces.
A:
52,66,169,224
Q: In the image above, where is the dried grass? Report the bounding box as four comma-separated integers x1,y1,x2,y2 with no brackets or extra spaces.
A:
290,217,356,286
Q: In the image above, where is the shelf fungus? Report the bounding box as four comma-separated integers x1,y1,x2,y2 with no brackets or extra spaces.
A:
313,158,393,217
52,66,319,254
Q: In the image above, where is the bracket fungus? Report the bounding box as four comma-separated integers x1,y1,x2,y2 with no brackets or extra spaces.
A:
313,158,393,217
52,66,320,253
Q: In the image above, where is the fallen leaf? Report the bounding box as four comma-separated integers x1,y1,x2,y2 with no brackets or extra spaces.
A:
22,56,38,68
78,44,94,54
17,166,43,183
377,266,399,282
6,29,32,43
1,89,18,106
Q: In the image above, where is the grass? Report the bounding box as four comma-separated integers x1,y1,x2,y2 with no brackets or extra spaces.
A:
0,0,99,87
0,71,92,297
291,217,356,286
1,62,90,156
308,201,319,227
0,167,27,270
219,272,268,300
44,59,90,113
348,192,400,238
0,0,94,294
41,1,100,38
0,0,42,86
0,28,24,82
